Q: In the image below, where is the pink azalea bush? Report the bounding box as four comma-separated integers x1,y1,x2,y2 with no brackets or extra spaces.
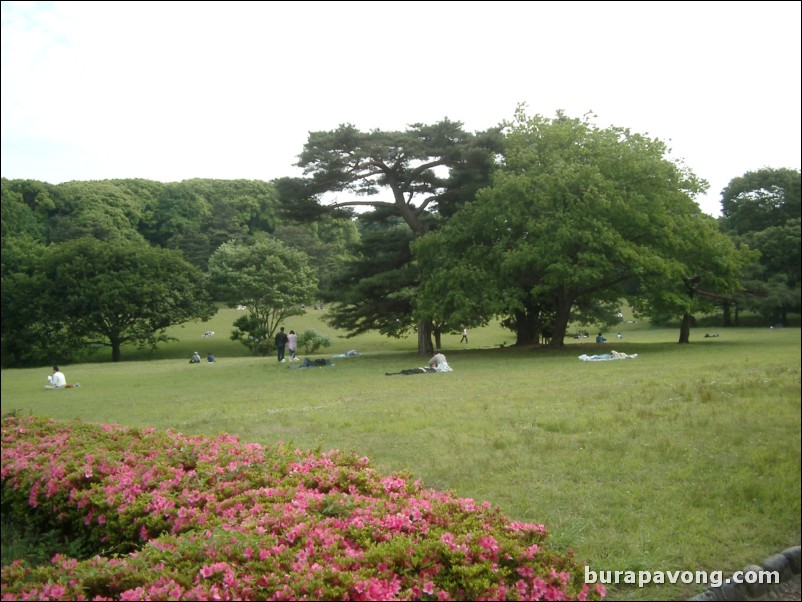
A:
1,415,605,601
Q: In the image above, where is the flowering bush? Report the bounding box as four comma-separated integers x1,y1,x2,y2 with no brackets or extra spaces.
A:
1,415,605,601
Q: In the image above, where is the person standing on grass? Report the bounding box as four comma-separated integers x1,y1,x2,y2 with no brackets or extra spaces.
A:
287,329,298,361
460,328,468,343
275,327,289,363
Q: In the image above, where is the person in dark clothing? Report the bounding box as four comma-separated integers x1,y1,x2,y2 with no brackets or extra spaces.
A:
385,367,436,376
296,357,333,368
275,327,289,363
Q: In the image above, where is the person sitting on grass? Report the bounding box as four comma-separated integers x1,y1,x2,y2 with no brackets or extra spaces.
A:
386,351,453,375
44,366,79,389
428,351,453,372
44,366,66,389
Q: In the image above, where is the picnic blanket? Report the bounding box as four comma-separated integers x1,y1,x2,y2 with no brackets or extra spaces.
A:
578,352,638,362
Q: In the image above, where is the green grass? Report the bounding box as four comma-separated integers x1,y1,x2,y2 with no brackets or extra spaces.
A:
2,308,800,601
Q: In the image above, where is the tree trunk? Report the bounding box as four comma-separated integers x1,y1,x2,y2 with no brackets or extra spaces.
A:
547,302,572,349
111,339,122,362
678,313,692,343
722,302,733,326
417,319,434,356
512,308,537,346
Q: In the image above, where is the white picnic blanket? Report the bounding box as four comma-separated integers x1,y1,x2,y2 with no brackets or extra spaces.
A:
578,352,638,362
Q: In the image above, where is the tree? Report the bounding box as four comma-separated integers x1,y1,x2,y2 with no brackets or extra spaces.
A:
296,329,333,355
0,235,65,367
33,239,215,362
719,168,800,234
415,107,747,346
140,182,213,268
173,179,281,268
737,219,802,324
322,217,419,340
272,215,360,294
207,236,318,355
47,180,148,244
719,168,801,324
630,212,756,342
276,120,502,355
1,179,49,242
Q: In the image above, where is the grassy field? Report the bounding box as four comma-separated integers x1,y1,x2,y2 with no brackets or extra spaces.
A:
2,307,800,601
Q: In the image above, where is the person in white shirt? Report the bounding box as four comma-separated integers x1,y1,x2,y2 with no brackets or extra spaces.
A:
45,366,67,389
428,351,453,372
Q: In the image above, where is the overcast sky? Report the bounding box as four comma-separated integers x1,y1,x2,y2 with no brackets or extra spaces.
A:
2,1,800,217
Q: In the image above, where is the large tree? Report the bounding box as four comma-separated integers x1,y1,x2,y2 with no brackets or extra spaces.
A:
414,108,748,346
1,236,59,367
321,217,418,340
629,211,756,342
719,168,800,234
276,120,502,355
271,215,360,294
29,238,215,362
207,236,318,355
1,179,51,242
718,168,801,324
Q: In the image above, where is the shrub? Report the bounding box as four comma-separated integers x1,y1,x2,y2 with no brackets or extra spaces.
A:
297,329,332,355
1,415,605,601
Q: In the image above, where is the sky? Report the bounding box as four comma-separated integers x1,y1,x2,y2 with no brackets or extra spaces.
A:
2,1,800,217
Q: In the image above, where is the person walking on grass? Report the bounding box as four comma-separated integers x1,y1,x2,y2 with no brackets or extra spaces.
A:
275,327,289,363
460,328,468,343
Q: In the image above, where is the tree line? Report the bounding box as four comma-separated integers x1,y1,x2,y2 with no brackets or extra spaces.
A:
2,108,799,366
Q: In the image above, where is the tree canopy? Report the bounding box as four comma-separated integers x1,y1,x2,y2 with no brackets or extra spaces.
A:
718,167,801,324
276,119,502,235
275,120,502,354
414,107,748,346
321,217,418,340
0,178,359,366
3,238,216,364
207,236,318,355
719,167,800,234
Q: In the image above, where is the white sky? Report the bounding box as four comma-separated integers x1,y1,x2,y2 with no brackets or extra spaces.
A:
2,1,800,217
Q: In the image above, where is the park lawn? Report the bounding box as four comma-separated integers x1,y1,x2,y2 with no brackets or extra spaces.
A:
1,310,800,601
